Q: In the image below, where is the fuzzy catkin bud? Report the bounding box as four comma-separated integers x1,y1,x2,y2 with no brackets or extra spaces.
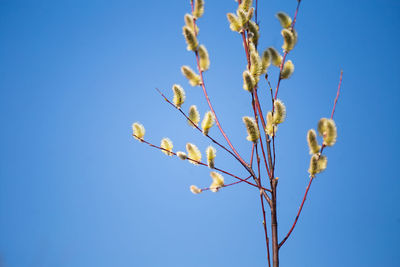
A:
276,12,292,28
190,185,202,194
308,154,319,177
201,111,214,135
236,8,248,27
281,29,296,52
266,111,276,136
281,60,294,79
243,70,255,91
177,151,188,160
186,143,202,165
243,116,260,142
250,50,262,77
227,13,241,32
239,0,253,12
317,155,328,173
132,122,145,140
181,66,201,86
268,47,282,67
172,84,186,108
307,129,321,155
248,20,259,46
318,118,337,146
273,99,286,124
193,0,204,19
209,171,224,192
206,146,216,169
188,105,200,128
184,14,198,33
260,49,271,73
182,26,198,51
246,7,254,21
161,138,173,156
198,45,210,71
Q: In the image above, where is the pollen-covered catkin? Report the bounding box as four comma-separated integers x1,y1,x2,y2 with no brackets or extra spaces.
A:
308,154,319,177
243,116,260,142
172,84,186,108
281,60,294,79
243,70,255,91
193,0,204,19
239,0,253,12
281,29,295,52
198,45,210,71
307,129,321,155
209,171,224,192
273,99,286,124
276,12,292,28
266,111,276,136
250,50,262,77
176,151,188,160
132,122,145,140
268,47,282,67
260,49,271,73
227,13,241,32
183,26,198,51
206,146,216,169
186,143,202,165
236,8,248,27
317,155,328,173
188,105,200,128
181,66,201,86
184,14,198,33
190,185,202,194
161,138,173,156
318,118,337,146
201,111,214,135
248,20,259,46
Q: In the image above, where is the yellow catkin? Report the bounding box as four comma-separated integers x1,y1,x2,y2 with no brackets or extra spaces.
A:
239,0,253,12
186,143,202,165
227,13,241,32
268,47,282,67
273,99,286,124
182,26,198,51
206,146,216,169
260,49,271,73
248,20,259,46
246,7,254,21
243,70,255,91
318,118,337,146
281,29,295,52
281,60,294,79
161,138,173,156
188,105,200,128
242,116,260,142
308,154,319,177
132,122,145,140
276,12,292,28
317,155,328,173
209,171,224,192
201,111,214,135
184,14,198,33
307,129,321,155
266,111,277,136
250,50,262,77
181,66,201,86
172,84,186,108
193,0,204,19
176,151,188,160
198,45,210,71
190,185,202,194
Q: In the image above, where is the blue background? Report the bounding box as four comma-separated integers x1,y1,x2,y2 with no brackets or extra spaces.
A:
1,0,399,266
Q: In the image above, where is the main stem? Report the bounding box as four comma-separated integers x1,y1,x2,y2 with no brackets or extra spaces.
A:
270,180,279,267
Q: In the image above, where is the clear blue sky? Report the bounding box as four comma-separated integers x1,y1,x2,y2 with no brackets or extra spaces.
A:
1,0,399,266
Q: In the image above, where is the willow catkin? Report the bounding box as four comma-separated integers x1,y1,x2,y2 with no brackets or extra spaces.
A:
281,60,294,79
201,111,214,135
209,171,224,192
206,146,216,169
239,0,253,12
250,50,262,77
276,12,292,28
318,118,337,146
188,105,200,128
132,122,145,140
268,47,282,67
161,138,173,156
176,151,188,160
243,116,260,142
281,29,296,52
248,20,259,46
186,143,202,165
181,66,201,86
307,129,321,155
273,99,286,124
172,84,186,108
266,111,276,136
193,0,204,19
190,185,202,194
308,154,319,177
184,13,198,33
243,70,255,91
260,49,271,73
198,45,210,71
182,26,198,51
227,13,241,32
